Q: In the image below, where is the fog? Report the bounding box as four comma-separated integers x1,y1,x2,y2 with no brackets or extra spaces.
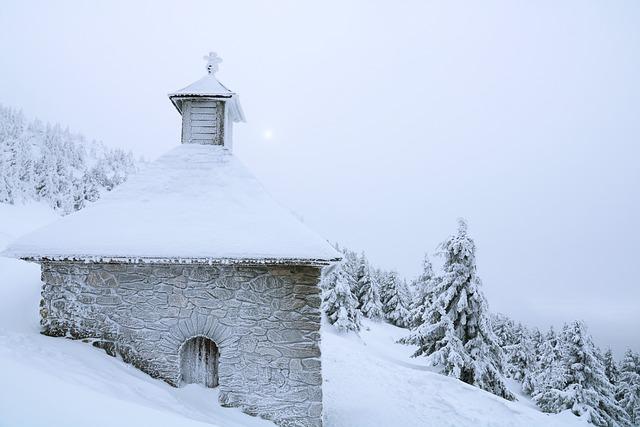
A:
1,0,638,355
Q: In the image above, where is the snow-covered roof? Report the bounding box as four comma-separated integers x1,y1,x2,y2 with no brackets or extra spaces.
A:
169,74,235,99
2,145,340,265
168,75,245,123
169,53,245,123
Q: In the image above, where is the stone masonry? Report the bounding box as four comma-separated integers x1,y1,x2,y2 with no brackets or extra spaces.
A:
39,261,324,427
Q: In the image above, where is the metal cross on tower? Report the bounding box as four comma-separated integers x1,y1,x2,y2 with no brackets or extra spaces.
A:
203,52,222,75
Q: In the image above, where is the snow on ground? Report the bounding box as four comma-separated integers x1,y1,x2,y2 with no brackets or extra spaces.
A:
0,203,586,427
322,319,586,426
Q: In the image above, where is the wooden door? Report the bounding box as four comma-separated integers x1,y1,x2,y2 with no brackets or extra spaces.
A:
180,336,219,388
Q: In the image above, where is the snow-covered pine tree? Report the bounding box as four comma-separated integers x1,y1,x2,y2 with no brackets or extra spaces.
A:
491,314,538,395
533,321,629,426
603,348,620,386
408,253,435,328
397,277,414,319
339,248,360,290
0,106,24,204
354,252,382,320
379,270,411,328
399,219,514,400
523,327,544,395
321,263,361,333
492,313,517,351
530,326,564,396
530,328,544,360
506,323,537,383
370,267,384,295
616,349,640,425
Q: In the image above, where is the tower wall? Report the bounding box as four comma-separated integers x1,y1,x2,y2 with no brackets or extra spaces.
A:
40,261,324,427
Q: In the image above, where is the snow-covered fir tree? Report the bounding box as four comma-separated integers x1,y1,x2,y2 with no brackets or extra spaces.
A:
603,348,620,386
340,248,360,284
492,313,516,351
370,267,385,296
616,349,640,425
399,219,514,400
397,277,414,320
0,104,136,214
530,326,565,396
408,253,435,328
533,321,629,426
530,328,544,360
354,253,382,319
492,313,538,395
506,323,537,383
379,270,411,328
523,327,544,395
321,263,361,332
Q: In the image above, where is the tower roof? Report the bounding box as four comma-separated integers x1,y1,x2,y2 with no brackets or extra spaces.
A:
2,145,340,264
168,52,245,122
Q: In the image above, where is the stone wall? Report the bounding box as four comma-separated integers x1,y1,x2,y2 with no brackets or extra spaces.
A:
39,261,324,427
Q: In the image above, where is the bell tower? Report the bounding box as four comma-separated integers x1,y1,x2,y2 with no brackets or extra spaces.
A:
169,52,245,149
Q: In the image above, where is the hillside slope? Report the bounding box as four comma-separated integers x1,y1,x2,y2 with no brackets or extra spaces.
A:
0,204,586,427
322,320,585,426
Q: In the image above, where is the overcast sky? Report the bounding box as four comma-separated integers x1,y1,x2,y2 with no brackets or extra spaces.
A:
1,0,639,355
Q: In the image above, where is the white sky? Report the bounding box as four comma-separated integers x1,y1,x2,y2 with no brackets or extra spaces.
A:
1,0,638,355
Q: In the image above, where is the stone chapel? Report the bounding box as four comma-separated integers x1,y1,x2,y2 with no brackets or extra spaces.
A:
3,53,340,427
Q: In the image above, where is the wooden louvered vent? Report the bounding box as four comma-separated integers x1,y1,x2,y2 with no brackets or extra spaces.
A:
181,99,225,145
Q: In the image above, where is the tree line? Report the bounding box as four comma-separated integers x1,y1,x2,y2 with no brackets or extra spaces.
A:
322,219,640,426
0,104,137,214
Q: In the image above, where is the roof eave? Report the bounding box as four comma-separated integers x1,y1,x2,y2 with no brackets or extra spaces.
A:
18,254,342,267
168,94,244,122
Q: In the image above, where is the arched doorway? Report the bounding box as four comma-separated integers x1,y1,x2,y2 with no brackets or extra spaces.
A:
180,336,219,388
